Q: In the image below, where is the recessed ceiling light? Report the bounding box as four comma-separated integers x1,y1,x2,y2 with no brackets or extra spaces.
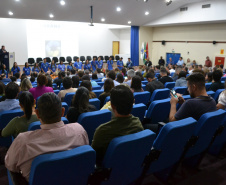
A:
116,7,121,12
49,14,54,18
15,0,20,1
8,11,13,16
128,21,131,24
144,0,148,2
60,0,65,6
101,18,105,22
145,11,149,15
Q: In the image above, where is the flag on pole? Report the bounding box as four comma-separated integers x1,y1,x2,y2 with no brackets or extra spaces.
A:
141,42,144,59
146,42,149,60
143,42,146,64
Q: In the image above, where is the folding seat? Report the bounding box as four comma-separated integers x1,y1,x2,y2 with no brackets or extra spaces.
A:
92,90,104,98
77,109,112,144
36,57,42,63
80,56,85,62
104,56,109,61
62,102,69,115
150,88,170,102
97,82,104,88
104,96,110,105
64,92,76,107
52,57,58,64
88,130,156,185
73,56,79,61
131,103,146,121
142,84,146,91
86,56,92,61
66,56,72,63
206,90,215,98
52,83,57,89
213,89,225,103
93,56,97,60
174,86,187,95
134,91,151,105
45,57,51,63
221,76,226,82
59,57,65,62
141,80,149,85
28,58,35,66
165,82,175,89
205,83,212,90
0,110,24,146
110,55,115,60
92,85,101,90
99,56,104,60
115,56,120,61
155,73,160,79
8,145,96,185
53,90,60,95
89,98,100,110
170,72,175,77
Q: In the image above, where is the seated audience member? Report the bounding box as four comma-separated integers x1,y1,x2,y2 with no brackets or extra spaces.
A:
46,75,53,88
169,73,216,122
72,76,80,88
168,64,175,74
121,68,127,77
30,76,35,84
78,70,84,80
103,70,120,88
14,73,21,85
145,72,164,95
23,62,31,76
172,67,182,81
135,71,144,81
0,73,11,83
92,73,98,80
116,73,124,84
81,74,98,87
0,82,20,112
58,77,77,101
1,92,39,138
158,68,173,85
209,70,224,92
29,74,54,99
92,85,144,165
175,71,187,87
66,87,96,123
124,69,135,87
217,82,226,109
99,78,114,108
20,78,32,92
5,93,89,182
0,81,5,96
53,71,65,88
96,68,104,79
70,69,76,77
11,62,21,76
188,64,194,74
10,76,17,83
206,72,213,83
131,76,144,93
80,80,97,99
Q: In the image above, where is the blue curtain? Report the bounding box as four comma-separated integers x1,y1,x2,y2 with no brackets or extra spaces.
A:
130,26,139,66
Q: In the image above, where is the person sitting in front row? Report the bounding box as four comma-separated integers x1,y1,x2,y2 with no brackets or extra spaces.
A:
92,85,144,165
5,93,89,183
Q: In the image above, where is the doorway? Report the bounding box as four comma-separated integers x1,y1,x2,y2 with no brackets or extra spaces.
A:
113,41,120,57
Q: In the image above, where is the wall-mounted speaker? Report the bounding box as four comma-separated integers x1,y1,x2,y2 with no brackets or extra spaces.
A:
213,41,217,45
162,40,166,45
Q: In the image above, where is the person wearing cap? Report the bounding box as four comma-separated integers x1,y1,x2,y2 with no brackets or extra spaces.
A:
117,57,124,71
126,58,133,68
124,69,135,87
41,58,49,73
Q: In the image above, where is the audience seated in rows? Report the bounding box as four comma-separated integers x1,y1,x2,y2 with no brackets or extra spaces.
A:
5,93,89,182
72,76,80,88
172,66,182,81
99,78,114,108
58,77,77,101
0,81,5,97
159,68,173,85
66,87,96,123
209,70,224,92
175,71,187,87
116,73,124,84
146,72,164,95
80,80,97,99
81,74,98,87
130,75,144,93
53,71,65,88
124,69,135,87
0,74,11,83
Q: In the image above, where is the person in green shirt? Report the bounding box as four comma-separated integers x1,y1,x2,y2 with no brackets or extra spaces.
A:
1,91,39,138
92,85,144,165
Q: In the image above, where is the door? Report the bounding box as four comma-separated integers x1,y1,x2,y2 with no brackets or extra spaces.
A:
112,41,119,57
215,57,225,67
166,53,181,65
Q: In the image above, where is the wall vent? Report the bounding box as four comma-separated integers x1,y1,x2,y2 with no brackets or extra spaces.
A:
180,7,188,12
202,4,211,8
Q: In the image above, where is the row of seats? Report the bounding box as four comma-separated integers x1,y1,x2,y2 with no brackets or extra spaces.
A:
7,109,226,185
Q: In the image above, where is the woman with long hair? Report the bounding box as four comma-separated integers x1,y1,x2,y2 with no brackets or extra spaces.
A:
32,63,40,74
49,59,57,74
99,78,114,108
23,62,31,76
0,64,8,78
21,78,32,92
130,76,143,93
80,80,97,99
1,92,39,138
66,87,96,123
11,62,21,76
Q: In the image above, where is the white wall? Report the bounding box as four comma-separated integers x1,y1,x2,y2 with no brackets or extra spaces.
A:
119,29,130,55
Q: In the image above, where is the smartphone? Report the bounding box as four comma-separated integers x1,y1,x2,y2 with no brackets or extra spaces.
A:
170,89,178,98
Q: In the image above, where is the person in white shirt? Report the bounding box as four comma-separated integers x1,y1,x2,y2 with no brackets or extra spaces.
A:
217,89,226,110
177,57,184,66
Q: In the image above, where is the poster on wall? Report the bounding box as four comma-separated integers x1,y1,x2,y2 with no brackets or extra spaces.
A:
45,40,61,57
220,49,224,55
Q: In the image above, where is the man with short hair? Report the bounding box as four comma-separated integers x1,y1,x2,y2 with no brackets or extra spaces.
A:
205,56,212,67
175,71,187,87
145,58,152,67
158,68,173,85
74,58,83,70
104,70,120,88
126,58,133,68
169,73,216,122
146,72,164,95
117,57,124,71
209,70,224,92
0,73,11,83
177,57,184,66
53,71,65,88
124,69,135,87
5,93,88,182
41,58,49,73
172,66,182,81
158,56,165,67
107,57,114,70
92,85,143,165
91,57,97,72
0,82,20,112
97,57,103,69
58,77,77,101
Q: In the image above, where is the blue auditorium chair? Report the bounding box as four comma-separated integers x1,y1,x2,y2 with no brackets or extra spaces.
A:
7,145,96,185
104,96,110,105
93,90,104,98
207,90,215,98
142,84,146,91
97,82,104,88
64,92,75,107
52,83,57,89
174,86,187,95
92,85,101,90
142,80,149,85
62,102,68,115
94,130,156,185
184,109,226,167
53,90,60,95
89,98,100,110
131,103,146,121
134,91,151,105
213,89,225,103
205,83,212,90
150,88,170,102
221,76,226,82
164,82,175,89
145,98,171,124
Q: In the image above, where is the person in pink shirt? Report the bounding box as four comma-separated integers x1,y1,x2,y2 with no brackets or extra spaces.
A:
29,73,54,99
5,93,89,183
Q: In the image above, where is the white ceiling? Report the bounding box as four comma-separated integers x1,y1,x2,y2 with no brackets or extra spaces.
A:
0,0,211,26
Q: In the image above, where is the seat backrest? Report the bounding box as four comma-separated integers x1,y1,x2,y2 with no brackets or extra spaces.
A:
29,145,96,185
53,90,60,95
115,56,120,60
207,90,215,98
141,80,148,85
150,88,170,102
66,56,72,62
73,56,79,61
185,109,226,159
102,130,156,185
99,56,104,60
146,98,171,124
28,58,35,64
134,91,151,105
36,57,42,63
80,56,85,61
86,56,91,61
64,92,76,107
131,103,146,121
89,98,100,110
104,56,109,61
174,87,187,95
93,56,97,60
62,102,69,115
59,57,65,62
148,118,196,173
213,89,225,103
110,55,114,60
77,109,111,144
104,96,110,105
164,82,175,89
52,57,58,63
92,85,101,90
46,57,51,63
205,83,212,90
92,90,104,98
221,77,226,82
97,82,104,87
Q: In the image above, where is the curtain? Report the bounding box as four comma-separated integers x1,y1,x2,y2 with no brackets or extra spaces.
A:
130,26,139,66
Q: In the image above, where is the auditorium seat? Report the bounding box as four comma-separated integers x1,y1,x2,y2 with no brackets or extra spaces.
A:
99,56,104,60
73,56,79,61
92,85,101,90
36,57,42,63
0,109,24,147
115,55,120,61
89,98,100,110
205,83,212,90
104,96,110,105
45,57,51,63
97,82,104,88
165,82,175,89
110,55,115,60
142,84,146,91
213,89,225,103
80,56,85,62
207,90,215,98
62,102,69,115
141,80,149,85
170,72,175,77
64,92,75,107
150,88,170,102
66,56,72,63
221,77,226,82
77,109,112,144
155,73,160,79
93,56,97,60
8,145,95,185
86,56,91,61
28,58,35,66
52,57,58,64
134,91,151,105
104,56,109,61
174,86,187,95
53,90,60,95
89,130,155,185
92,90,104,98
52,83,57,89
184,109,226,167
131,103,146,121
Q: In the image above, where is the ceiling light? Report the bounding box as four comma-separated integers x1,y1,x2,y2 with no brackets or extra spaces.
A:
128,21,131,24
15,0,20,1
101,18,105,22
60,0,65,6
8,11,13,16
49,14,54,18
116,7,121,12
144,0,148,2
145,11,149,15
166,0,172,6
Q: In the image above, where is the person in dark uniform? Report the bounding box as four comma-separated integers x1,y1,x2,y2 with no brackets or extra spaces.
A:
158,56,165,67
145,58,152,67
0,45,7,67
